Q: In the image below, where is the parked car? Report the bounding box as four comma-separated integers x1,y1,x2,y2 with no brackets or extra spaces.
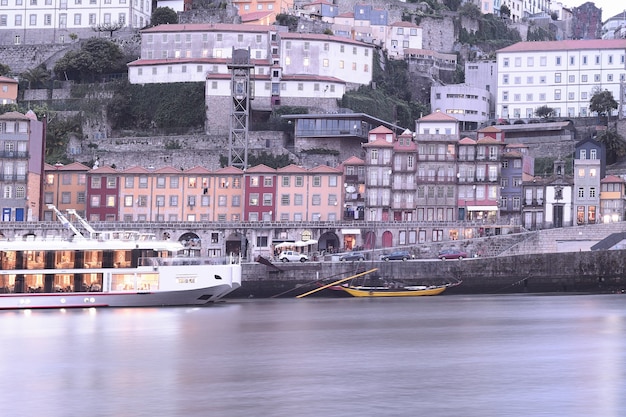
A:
279,250,308,263
381,250,414,261
438,249,468,260
339,252,366,262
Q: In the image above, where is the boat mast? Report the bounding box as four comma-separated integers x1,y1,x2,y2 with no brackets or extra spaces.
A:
47,204,84,239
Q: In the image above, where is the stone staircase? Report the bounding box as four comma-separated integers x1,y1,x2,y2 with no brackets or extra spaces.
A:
500,222,626,256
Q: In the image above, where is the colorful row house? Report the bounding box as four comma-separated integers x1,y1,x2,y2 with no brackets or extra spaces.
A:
42,162,343,223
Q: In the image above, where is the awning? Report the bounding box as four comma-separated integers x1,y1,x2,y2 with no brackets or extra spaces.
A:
295,239,318,247
274,241,295,248
341,229,361,235
466,206,499,211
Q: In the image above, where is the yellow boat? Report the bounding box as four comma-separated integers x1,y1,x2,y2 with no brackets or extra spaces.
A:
339,284,449,297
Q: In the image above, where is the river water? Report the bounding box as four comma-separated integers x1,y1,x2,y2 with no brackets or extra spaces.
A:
1,294,624,417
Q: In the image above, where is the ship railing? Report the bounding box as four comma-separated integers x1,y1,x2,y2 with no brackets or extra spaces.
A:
139,256,235,267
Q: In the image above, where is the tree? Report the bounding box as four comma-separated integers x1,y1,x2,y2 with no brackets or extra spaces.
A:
589,89,618,124
596,129,626,165
535,105,555,119
92,21,124,37
54,38,125,83
443,0,461,11
459,2,482,20
500,5,511,18
0,63,10,76
20,64,51,89
151,7,178,26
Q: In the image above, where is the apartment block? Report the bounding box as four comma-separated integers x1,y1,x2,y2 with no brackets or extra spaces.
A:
42,162,89,220
0,0,151,45
496,39,626,120
0,110,44,221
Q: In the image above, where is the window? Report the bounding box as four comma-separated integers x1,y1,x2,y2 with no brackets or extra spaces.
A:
249,193,259,206
106,177,116,189
124,196,133,207
262,193,272,206
555,73,561,83
91,177,101,188
90,195,100,208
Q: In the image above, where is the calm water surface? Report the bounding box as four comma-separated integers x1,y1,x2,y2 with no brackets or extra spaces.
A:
1,294,625,417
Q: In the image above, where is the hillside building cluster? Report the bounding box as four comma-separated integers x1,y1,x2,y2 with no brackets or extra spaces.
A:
1,1,626,252
3,109,623,250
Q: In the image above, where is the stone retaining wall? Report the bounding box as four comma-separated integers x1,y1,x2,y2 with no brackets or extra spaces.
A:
235,249,626,298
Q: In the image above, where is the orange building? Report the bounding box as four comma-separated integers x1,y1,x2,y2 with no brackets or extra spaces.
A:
233,0,294,23
212,166,244,222
0,76,18,105
42,162,90,221
275,164,343,222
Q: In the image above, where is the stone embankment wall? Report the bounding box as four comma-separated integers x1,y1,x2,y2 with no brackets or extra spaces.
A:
82,130,288,170
235,249,626,298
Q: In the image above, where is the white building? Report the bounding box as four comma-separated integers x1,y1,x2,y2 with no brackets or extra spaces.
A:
495,39,626,120
602,11,626,40
128,24,374,87
465,59,497,119
501,0,523,21
430,84,491,131
385,21,422,60
0,0,151,45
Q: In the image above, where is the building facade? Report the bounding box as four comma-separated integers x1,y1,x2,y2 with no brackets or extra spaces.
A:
0,110,43,221
0,76,18,104
42,161,89,220
573,137,605,225
496,39,626,120
0,0,151,45
430,84,491,131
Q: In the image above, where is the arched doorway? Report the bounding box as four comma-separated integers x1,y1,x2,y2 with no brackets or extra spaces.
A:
179,232,201,256
319,231,340,253
382,231,393,248
225,232,248,259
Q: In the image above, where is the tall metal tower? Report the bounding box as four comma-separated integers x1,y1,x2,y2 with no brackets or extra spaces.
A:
227,48,254,170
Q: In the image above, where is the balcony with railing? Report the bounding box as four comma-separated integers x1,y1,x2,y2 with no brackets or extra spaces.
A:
0,174,26,182
0,151,28,159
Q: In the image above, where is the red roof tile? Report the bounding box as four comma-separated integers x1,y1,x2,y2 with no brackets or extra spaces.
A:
498,39,626,53
418,111,458,122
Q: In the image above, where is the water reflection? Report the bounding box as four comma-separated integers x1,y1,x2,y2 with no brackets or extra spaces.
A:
0,296,624,417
